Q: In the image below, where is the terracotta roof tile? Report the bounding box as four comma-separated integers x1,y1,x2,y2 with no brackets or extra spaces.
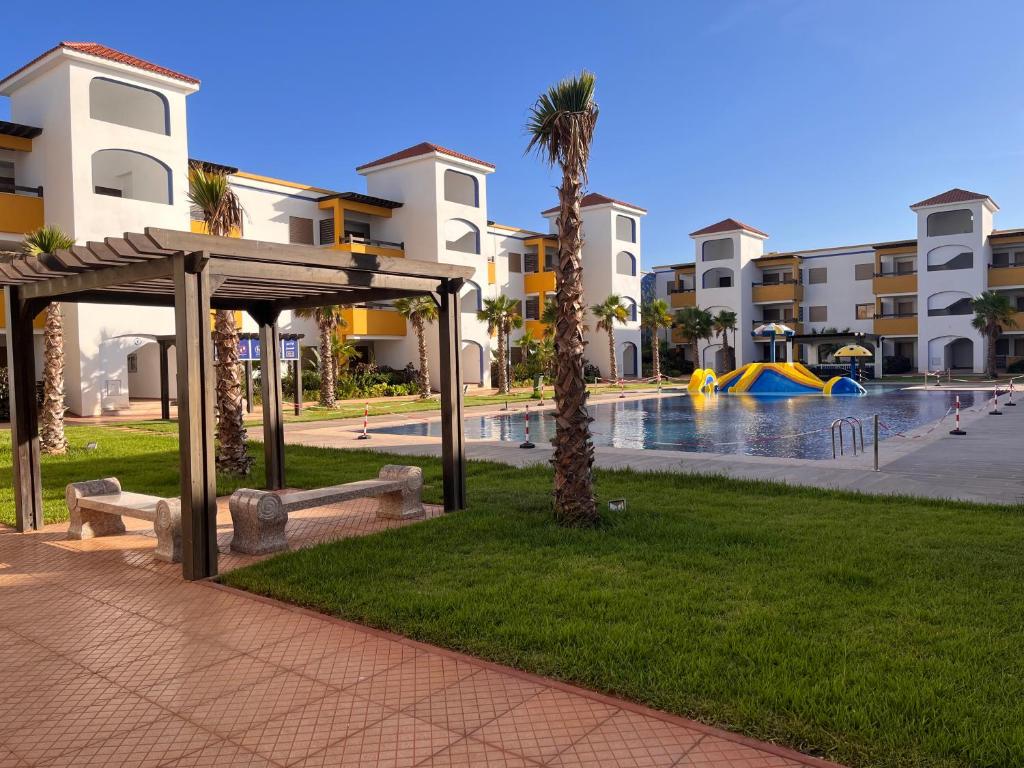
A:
910,188,991,208
541,192,646,215
689,218,768,238
356,142,494,171
0,42,199,89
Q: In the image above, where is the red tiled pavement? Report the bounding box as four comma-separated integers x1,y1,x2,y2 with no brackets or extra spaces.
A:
0,514,846,767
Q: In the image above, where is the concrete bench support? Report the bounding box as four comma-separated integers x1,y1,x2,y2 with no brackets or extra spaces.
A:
65,477,183,563
229,464,424,555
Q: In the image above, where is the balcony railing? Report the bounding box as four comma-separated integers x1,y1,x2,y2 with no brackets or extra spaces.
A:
668,285,695,294
874,269,917,277
339,234,404,250
874,312,917,319
751,277,801,286
988,263,1024,288
0,183,44,197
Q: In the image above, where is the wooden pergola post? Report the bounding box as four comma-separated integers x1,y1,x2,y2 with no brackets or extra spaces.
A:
293,358,302,416
4,286,43,531
158,339,172,421
173,255,218,580
256,311,286,491
437,278,466,512
244,359,254,414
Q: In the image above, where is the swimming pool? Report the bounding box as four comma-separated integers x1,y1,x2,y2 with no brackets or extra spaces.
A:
372,386,976,460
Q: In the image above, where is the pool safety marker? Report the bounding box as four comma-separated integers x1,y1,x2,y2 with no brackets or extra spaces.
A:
1007,380,1016,406
990,385,1003,416
356,402,371,439
950,395,966,435
619,379,626,399
519,404,535,449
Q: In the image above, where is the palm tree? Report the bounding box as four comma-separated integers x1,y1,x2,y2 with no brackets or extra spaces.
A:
674,306,714,370
23,225,75,455
187,165,252,475
526,70,600,527
394,296,438,397
971,291,1017,377
642,298,673,382
712,309,738,371
477,296,523,394
540,296,558,339
591,295,628,381
294,306,347,407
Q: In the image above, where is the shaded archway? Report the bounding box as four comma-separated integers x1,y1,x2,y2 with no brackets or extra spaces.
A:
461,340,485,385
621,341,638,377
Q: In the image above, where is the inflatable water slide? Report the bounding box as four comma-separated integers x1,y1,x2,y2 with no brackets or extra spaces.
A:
705,362,866,395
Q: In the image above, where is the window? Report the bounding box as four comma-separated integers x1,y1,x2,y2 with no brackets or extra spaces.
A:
0,160,13,193
443,170,479,207
993,251,1010,268
524,295,540,320
808,306,828,322
460,281,482,313
927,209,973,237
926,246,973,271
702,238,733,261
927,292,973,316
343,220,370,240
507,253,522,273
544,249,555,272
445,218,480,254
91,149,172,204
896,299,916,315
807,267,827,284
523,252,538,273
89,77,169,135
289,216,314,245
318,217,335,246
616,215,636,243
127,353,138,374
616,251,636,276
702,267,734,289
856,303,874,320
854,263,874,280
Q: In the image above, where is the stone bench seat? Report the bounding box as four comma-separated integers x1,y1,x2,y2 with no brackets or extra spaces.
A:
229,465,424,555
66,478,182,563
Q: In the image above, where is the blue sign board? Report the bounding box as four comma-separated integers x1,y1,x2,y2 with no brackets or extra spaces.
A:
281,338,300,361
237,338,298,362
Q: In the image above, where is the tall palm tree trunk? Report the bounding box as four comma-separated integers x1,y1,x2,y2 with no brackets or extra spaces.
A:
414,317,430,396
553,172,596,526
607,328,618,381
496,328,508,394
318,318,336,408
988,329,998,378
691,340,700,370
651,333,661,383
39,302,68,455
214,310,252,474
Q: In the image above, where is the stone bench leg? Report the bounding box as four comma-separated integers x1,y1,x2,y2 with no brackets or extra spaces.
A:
229,490,288,555
154,499,182,563
66,478,124,539
376,465,425,520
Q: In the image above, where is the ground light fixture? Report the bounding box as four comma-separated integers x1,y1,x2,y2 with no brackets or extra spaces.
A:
608,498,627,512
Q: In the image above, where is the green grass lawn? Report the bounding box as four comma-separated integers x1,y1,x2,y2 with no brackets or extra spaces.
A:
5,425,1022,767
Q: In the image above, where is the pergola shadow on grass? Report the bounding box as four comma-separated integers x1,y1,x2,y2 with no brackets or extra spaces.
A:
1,228,472,579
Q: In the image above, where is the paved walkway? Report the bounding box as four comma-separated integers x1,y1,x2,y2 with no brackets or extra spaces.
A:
0,526,841,767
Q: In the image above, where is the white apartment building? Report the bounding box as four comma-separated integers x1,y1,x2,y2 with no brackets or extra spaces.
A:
0,42,643,416
654,190,1024,375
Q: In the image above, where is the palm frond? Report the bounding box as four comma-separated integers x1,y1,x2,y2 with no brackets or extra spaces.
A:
23,225,75,256
525,71,599,179
187,166,246,238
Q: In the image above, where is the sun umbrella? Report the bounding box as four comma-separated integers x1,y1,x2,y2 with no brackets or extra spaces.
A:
833,344,873,377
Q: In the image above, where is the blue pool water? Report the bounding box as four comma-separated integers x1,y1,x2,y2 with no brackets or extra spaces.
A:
373,386,977,459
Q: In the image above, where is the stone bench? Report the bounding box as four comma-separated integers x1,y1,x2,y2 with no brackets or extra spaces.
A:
228,464,424,556
66,478,182,563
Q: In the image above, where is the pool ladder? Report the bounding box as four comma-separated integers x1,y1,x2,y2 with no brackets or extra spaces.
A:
831,415,880,471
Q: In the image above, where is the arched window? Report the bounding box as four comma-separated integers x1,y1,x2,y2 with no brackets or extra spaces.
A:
702,238,734,261
926,209,973,237
616,251,637,276
616,215,636,243
445,218,480,254
621,342,638,377
444,170,479,207
460,280,482,313
91,149,172,204
89,77,170,135
702,266,734,289
927,291,973,316
926,245,973,271
622,296,638,322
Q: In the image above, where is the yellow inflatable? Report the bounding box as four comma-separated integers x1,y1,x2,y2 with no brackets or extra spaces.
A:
687,368,717,394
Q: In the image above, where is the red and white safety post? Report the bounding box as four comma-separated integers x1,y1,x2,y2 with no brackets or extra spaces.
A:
519,404,535,449
356,401,371,439
949,395,966,435
990,384,1003,416
619,378,626,399
1006,379,1016,406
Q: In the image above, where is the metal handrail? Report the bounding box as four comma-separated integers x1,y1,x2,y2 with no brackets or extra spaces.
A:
668,285,696,294
339,234,404,250
0,184,43,197
831,416,864,458
873,269,918,277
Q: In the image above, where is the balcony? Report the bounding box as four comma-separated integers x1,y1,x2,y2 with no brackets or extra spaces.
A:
751,280,803,303
988,264,1024,288
335,235,404,259
873,313,918,336
524,270,556,295
0,186,44,234
669,287,696,309
873,271,917,295
340,307,407,337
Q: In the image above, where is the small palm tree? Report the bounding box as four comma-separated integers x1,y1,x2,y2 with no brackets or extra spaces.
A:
674,306,714,370
712,309,738,371
23,225,75,455
642,298,673,382
591,295,629,381
527,70,600,527
187,165,252,475
541,296,558,339
394,296,438,397
971,291,1017,377
294,306,347,407
477,296,523,394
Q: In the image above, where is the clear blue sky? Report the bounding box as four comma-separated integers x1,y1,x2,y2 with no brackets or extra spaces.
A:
4,1,1024,270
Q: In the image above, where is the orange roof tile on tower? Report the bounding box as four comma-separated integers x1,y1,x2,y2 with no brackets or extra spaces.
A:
356,142,494,171
910,188,992,208
0,42,199,89
689,218,768,238
541,192,646,215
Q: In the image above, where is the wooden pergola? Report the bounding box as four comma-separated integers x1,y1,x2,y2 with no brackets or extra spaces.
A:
1,228,471,580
